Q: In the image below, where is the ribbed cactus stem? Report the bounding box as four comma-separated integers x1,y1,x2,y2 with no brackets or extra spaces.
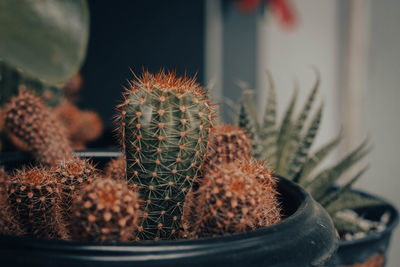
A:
7,167,68,239
3,89,74,166
183,159,281,238
71,178,140,242
118,70,213,240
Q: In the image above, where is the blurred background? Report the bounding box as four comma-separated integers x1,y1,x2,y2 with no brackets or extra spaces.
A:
79,0,399,264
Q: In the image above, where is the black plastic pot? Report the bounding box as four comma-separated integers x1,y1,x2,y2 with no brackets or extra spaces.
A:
0,151,338,267
327,190,399,267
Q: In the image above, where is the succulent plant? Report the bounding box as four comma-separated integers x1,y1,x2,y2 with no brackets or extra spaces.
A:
104,155,126,181
53,158,97,222
236,72,381,234
117,70,214,240
7,167,68,240
206,124,251,166
71,178,140,242
183,159,280,238
3,89,74,166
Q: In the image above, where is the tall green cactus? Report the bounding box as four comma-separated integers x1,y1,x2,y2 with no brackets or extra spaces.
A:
118,70,213,240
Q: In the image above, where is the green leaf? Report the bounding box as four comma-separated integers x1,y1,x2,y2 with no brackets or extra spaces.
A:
0,60,63,107
260,71,277,166
0,0,89,84
298,133,342,184
284,74,320,172
305,138,372,201
319,164,370,207
276,88,298,173
288,102,323,181
326,191,383,215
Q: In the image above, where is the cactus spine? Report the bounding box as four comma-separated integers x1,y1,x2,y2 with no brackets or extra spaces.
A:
7,167,68,239
104,155,126,181
71,178,140,242
3,89,74,166
118,70,213,240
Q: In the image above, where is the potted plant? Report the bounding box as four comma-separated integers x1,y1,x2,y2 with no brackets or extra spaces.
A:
235,72,399,266
0,68,338,266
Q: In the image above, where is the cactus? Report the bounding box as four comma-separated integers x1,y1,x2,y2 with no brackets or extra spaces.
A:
7,167,68,239
117,70,213,240
3,89,74,166
104,155,126,181
207,124,251,165
71,178,140,242
53,158,97,223
183,159,280,238
0,168,22,235
55,100,103,149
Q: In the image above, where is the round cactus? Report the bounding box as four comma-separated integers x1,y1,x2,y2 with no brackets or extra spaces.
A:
7,167,68,240
183,159,281,238
71,178,140,242
104,155,126,181
3,89,74,166
206,124,251,165
117,70,214,240
53,158,97,222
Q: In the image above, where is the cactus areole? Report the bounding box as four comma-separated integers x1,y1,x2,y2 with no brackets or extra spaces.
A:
119,70,213,240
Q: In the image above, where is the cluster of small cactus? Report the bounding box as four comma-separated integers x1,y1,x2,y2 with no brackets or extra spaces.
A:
0,70,283,244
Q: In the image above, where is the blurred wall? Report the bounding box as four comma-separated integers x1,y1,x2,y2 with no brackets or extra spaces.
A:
80,0,205,128
360,1,400,265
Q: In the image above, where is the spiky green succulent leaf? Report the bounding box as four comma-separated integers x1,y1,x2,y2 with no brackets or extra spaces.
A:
288,102,323,181
319,164,370,207
325,191,383,215
305,138,372,201
275,89,298,173
299,133,342,184
259,72,277,166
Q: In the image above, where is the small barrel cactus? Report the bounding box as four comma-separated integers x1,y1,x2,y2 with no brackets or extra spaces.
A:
117,70,213,240
7,167,68,240
104,155,126,181
53,158,97,222
206,124,251,165
71,178,140,242
3,89,74,166
183,159,281,238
